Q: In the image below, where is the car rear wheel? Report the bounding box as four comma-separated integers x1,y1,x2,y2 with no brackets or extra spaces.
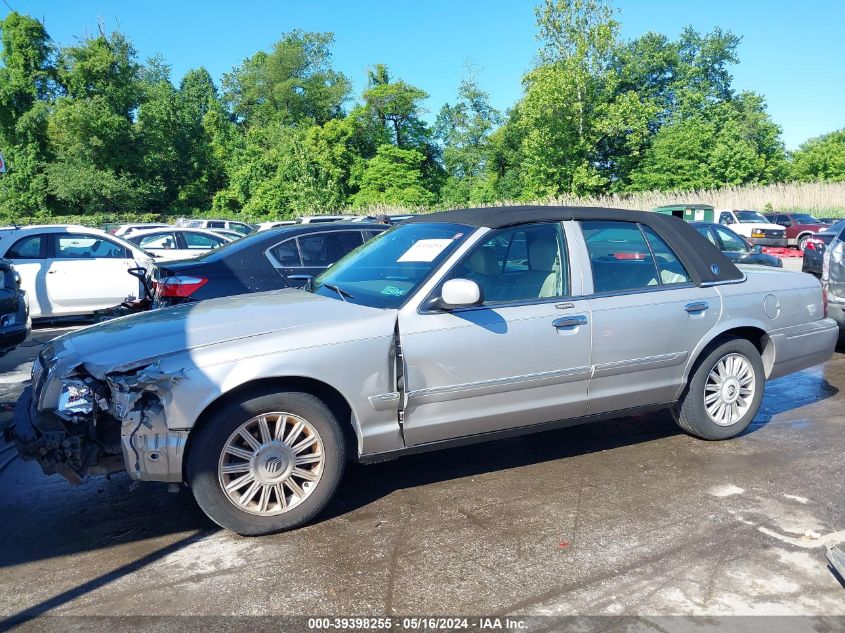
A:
673,338,765,440
187,389,346,535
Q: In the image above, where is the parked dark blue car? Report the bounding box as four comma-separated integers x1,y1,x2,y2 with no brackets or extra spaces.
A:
690,222,783,268
0,258,30,357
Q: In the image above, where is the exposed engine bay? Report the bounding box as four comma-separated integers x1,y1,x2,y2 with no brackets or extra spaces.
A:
12,347,187,484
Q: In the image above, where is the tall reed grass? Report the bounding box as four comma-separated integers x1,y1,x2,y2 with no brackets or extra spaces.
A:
352,181,845,218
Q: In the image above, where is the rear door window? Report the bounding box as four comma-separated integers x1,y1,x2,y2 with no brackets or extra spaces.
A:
713,226,749,253
695,226,718,247
137,232,178,250
6,235,47,259
581,221,689,292
298,231,364,267
230,222,252,235
183,232,226,249
267,238,302,267
55,234,128,259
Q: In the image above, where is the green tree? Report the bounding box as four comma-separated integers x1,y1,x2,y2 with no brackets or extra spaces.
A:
435,69,502,204
362,64,428,149
352,144,436,207
46,30,150,214
791,129,845,182
629,93,786,191
510,0,626,197
0,12,55,218
223,30,351,127
56,30,142,117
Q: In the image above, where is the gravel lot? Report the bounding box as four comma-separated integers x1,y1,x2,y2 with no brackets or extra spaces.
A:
2,267,843,627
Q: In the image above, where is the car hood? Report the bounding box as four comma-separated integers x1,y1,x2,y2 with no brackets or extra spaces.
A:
52,289,391,375
740,222,784,232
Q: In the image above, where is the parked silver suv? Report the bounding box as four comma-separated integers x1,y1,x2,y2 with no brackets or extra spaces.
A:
12,206,837,535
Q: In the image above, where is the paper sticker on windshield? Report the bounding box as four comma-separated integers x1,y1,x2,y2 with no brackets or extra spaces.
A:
397,239,453,262
380,285,406,296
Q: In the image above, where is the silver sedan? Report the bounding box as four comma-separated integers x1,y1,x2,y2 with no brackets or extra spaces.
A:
11,206,838,535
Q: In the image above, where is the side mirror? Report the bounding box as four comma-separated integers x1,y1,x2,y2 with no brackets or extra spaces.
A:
751,245,763,254
438,278,483,310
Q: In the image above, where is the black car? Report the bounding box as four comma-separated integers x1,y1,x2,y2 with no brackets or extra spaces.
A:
690,222,783,268
0,259,30,357
152,222,387,307
802,220,845,276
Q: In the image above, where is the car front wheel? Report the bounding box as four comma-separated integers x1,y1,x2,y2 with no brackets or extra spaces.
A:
798,234,812,251
673,338,765,440
187,389,346,535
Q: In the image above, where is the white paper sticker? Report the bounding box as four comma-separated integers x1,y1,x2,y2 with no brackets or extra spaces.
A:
694,209,705,221
397,239,453,262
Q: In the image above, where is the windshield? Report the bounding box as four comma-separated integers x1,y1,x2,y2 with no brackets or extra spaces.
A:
791,213,822,224
311,222,472,308
735,211,770,224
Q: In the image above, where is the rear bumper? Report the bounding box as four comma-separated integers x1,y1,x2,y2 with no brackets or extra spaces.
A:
767,318,839,380
0,322,29,355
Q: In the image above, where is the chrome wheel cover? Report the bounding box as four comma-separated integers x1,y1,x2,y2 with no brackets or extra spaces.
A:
218,412,324,516
704,353,756,427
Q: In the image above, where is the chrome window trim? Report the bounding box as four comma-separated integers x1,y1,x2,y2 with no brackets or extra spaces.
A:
699,274,747,287
417,293,591,315
581,282,698,301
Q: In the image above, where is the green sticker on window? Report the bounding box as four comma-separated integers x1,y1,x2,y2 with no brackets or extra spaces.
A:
380,285,406,296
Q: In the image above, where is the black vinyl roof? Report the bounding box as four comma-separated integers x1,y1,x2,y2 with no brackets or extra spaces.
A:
405,205,743,285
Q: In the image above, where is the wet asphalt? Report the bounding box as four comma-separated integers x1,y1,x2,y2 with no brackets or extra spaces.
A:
1,270,843,623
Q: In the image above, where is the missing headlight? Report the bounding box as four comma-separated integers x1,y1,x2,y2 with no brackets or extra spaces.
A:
57,380,95,416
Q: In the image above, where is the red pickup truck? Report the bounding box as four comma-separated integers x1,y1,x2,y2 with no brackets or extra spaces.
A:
764,213,831,251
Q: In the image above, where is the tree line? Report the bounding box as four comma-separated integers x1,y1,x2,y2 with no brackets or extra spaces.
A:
1,0,843,222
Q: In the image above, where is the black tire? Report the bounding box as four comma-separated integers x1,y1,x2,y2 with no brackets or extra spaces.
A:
187,389,346,536
798,234,811,252
673,338,765,440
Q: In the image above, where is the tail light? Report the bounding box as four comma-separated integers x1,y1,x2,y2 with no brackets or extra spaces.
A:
153,275,208,298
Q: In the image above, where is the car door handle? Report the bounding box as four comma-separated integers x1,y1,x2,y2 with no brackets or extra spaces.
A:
685,301,709,313
553,315,588,328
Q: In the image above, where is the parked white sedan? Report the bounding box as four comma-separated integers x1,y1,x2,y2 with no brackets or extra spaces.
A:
124,227,232,261
0,225,152,319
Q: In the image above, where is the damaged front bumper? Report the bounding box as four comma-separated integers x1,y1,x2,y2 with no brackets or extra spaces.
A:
10,361,190,484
